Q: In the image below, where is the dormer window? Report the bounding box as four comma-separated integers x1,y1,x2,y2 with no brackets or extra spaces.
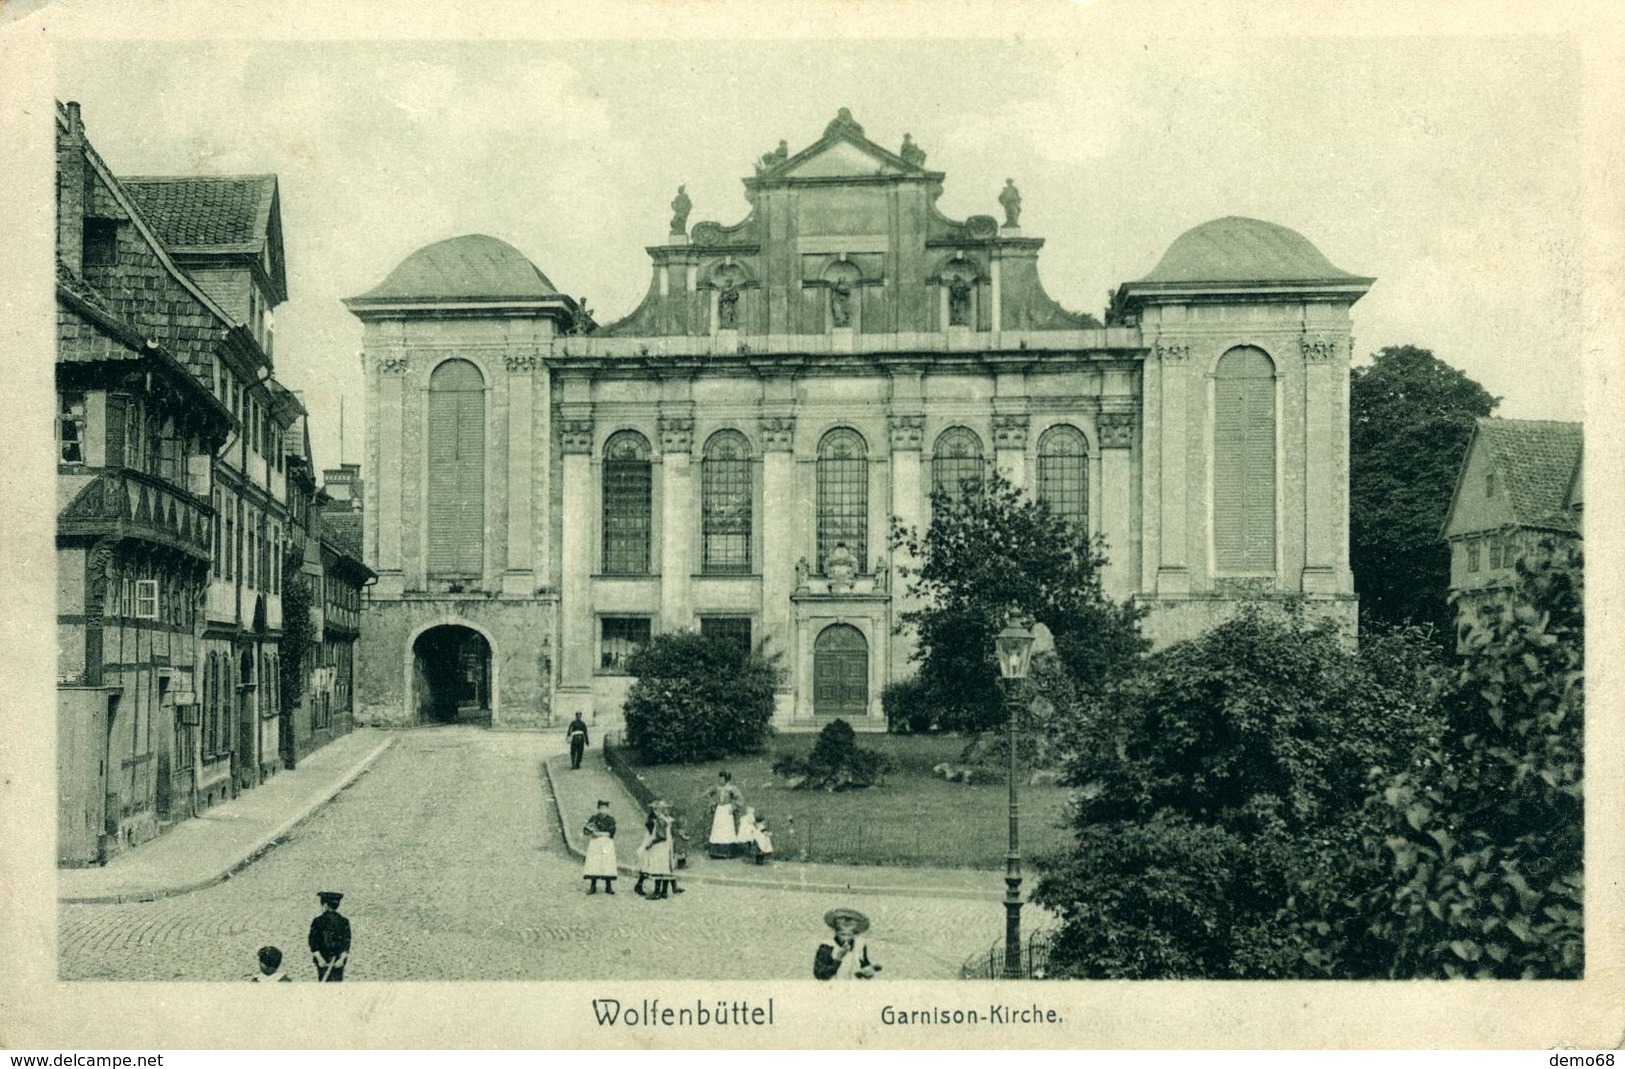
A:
83,218,119,270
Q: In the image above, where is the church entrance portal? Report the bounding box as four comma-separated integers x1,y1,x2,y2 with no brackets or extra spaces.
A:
412,625,492,724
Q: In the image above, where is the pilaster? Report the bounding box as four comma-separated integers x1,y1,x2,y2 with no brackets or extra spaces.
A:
1098,409,1136,601
659,412,695,627
759,415,797,672
559,412,594,688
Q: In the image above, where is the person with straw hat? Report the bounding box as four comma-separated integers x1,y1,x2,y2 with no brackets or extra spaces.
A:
814,907,881,980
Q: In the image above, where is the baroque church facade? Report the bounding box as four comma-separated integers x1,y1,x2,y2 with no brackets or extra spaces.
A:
345,110,1372,731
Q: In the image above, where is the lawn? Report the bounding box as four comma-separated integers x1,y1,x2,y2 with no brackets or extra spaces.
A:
621,733,1075,870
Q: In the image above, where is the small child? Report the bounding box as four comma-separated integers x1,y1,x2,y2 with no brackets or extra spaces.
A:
251,945,291,982
735,806,760,860
582,799,619,895
753,813,774,864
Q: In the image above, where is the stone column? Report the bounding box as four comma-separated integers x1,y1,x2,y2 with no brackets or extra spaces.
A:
400,363,425,590
887,413,925,677
1301,334,1345,594
503,356,536,595
559,415,594,691
759,416,796,669
1098,410,1136,601
1154,340,1192,595
992,413,1029,489
374,357,408,584
659,413,695,629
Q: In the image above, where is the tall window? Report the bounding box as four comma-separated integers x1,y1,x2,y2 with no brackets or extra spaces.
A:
932,427,985,506
600,616,652,672
700,616,753,657
701,430,752,573
816,428,868,573
602,430,652,574
1037,425,1088,528
427,359,485,579
59,392,87,464
1214,346,1276,573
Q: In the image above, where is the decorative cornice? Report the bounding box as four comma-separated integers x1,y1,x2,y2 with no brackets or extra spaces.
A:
759,416,796,451
504,353,541,373
658,415,695,454
561,418,594,454
1154,340,1191,363
1098,412,1136,449
888,413,924,450
1300,334,1340,363
992,413,1029,448
376,355,410,375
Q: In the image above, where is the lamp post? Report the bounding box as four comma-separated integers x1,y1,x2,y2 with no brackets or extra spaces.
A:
994,615,1035,979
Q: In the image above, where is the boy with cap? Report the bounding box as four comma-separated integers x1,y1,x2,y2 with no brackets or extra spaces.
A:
308,891,351,981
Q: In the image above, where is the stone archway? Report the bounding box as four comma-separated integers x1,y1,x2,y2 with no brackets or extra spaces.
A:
411,624,492,724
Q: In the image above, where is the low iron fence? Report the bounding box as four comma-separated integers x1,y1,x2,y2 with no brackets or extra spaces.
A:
958,929,1057,980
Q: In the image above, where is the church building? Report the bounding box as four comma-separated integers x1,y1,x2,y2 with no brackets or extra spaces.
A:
345,109,1372,731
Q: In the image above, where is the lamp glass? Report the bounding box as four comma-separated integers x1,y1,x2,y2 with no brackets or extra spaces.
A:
995,622,1035,680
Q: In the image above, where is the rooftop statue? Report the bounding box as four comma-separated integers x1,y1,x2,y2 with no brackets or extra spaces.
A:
669,185,691,236
825,107,865,139
899,133,927,169
757,139,789,174
999,179,1022,228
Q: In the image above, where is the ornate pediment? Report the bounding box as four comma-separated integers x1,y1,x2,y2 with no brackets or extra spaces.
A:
779,139,910,179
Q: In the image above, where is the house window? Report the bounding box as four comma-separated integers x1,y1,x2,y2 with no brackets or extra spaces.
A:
600,616,652,673
59,392,87,464
1485,471,1496,498
932,427,985,507
134,579,159,620
700,616,752,658
1213,346,1277,573
82,218,119,269
816,428,868,573
1037,425,1088,528
1467,539,1480,573
602,430,653,574
701,430,752,574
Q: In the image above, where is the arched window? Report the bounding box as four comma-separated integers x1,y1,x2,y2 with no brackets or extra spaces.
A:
1038,425,1088,529
701,430,752,574
427,359,485,579
602,430,652,574
816,428,868,573
932,427,985,506
1214,346,1276,572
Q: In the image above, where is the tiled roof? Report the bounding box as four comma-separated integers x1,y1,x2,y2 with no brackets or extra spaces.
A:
1140,216,1361,284
1477,417,1583,533
322,510,364,561
122,175,277,250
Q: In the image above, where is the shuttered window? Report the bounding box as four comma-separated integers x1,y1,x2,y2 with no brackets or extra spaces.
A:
427,359,485,579
1213,346,1276,573
602,431,652,574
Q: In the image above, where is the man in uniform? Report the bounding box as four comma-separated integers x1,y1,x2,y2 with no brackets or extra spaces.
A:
566,712,590,770
308,890,351,982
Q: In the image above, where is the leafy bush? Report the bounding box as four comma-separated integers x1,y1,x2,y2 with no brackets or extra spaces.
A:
772,718,893,790
958,653,1079,770
881,676,936,734
1032,607,1445,978
623,631,778,764
1362,541,1583,978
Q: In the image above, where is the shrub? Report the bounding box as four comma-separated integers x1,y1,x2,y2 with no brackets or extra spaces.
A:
772,718,893,790
1032,607,1444,978
882,676,935,733
958,653,1079,770
1362,541,1584,978
622,631,778,764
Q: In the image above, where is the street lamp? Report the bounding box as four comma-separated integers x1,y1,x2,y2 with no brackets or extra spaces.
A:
994,615,1035,979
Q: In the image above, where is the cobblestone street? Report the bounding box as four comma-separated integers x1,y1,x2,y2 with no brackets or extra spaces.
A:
59,728,1006,981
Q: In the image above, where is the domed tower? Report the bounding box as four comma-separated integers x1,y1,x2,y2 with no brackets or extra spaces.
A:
1115,217,1374,643
343,235,589,728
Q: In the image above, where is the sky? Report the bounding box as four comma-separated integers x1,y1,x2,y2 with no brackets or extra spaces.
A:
56,35,1587,475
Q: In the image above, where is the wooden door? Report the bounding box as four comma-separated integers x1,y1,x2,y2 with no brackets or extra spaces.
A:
814,624,868,719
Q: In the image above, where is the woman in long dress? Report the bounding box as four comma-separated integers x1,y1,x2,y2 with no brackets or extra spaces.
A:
581,800,618,895
705,771,744,859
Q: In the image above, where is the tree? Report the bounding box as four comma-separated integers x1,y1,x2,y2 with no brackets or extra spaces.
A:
1363,541,1583,978
622,631,779,764
1350,345,1498,634
889,471,1147,732
1032,607,1444,978
279,572,314,718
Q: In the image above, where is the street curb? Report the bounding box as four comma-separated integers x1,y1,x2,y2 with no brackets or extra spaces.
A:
60,736,397,905
540,753,1002,903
